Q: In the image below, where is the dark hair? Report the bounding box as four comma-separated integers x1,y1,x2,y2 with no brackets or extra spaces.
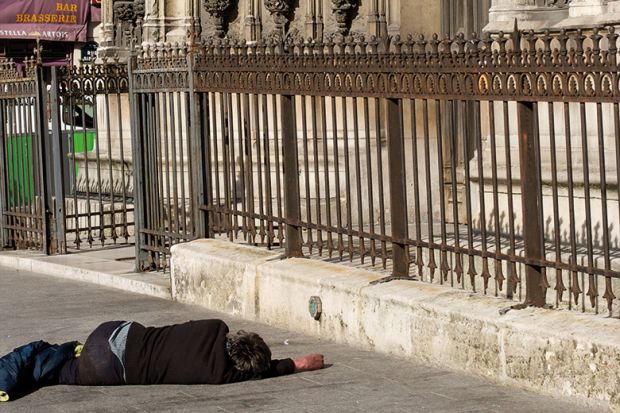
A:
226,330,272,376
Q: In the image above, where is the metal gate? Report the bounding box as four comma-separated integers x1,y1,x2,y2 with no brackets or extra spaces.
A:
50,63,135,253
0,58,135,255
0,59,52,252
129,51,199,271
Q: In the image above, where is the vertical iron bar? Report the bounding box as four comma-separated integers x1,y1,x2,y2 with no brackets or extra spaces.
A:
104,78,117,243
189,53,206,240
331,96,344,259
503,101,518,299
271,94,284,246
221,92,233,240
236,93,247,239
260,93,273,246
386,97,409,278
375,98,387,268
116,87,129,242
128,52,145,269
352,97,365,262
0,100,7,248
342,97,354,261
517,100,545,308
436,99,449,283
411,99,424,280
281,94,303,258
474,101,490,292
34,66,51,253
50,68,67,254
548,102,564,307
448,100,462,286
488,101,505,294
581,102,596,310
322,96,333,256
597,102,613,314
161,91,173,246
301,96,313,252
423,99,436,279
364,98,376,265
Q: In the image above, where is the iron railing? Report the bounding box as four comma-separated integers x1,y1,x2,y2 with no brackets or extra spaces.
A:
0,58,51,252
0,59,135,254
53,63,135,252
132,26,620,314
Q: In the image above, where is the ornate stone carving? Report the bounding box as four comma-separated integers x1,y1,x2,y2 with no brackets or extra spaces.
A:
331,0,359,36
265,0,295,40
113,0,145,48
203,0,233,38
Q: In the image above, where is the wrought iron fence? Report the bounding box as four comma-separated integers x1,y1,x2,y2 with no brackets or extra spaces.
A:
0,59,51,252
122,26,620,314
0,59,135,255
52,63,135,252
130,45,198,271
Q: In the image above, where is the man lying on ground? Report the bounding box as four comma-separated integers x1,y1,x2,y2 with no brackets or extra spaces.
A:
0,319,325,401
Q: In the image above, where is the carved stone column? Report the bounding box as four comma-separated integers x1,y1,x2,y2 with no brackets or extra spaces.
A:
305,0,324,40
97,0,145,60
245,0,262,42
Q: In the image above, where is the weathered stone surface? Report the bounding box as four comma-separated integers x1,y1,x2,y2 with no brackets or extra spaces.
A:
170,239,279,317
171,238,620,410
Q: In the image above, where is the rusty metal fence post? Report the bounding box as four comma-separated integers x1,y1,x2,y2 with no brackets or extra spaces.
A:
128,54,147,270
188,49,207,240
34,65,53,254
386,97,410,279
49,67,67,254
516,100,546,308
281,94,303,258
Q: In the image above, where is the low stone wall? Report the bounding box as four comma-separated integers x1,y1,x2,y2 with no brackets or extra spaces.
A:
171,239,620,411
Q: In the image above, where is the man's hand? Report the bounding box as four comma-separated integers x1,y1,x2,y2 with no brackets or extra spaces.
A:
293,353,325,372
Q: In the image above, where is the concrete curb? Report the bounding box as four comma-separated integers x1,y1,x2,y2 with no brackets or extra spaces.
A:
171,239,620,411
0,250,171,300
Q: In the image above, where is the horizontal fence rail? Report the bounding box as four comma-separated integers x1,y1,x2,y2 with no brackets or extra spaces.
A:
132,27,620,315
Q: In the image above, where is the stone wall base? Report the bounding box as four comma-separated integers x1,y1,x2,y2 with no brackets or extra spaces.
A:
171,239,620,411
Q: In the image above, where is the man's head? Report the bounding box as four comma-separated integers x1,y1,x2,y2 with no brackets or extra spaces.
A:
226,330,272,376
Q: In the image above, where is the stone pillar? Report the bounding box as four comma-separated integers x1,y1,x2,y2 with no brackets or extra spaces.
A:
244,0,263,42
164,0,195,43
386,0,401,37
367,0,381,37
304,0,324,40
101,0,115,48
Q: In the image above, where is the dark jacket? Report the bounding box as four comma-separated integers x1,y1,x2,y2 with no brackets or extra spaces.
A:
0,340,78,402
125,319,294,385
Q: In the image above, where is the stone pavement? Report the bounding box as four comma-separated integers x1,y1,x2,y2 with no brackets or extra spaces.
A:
0,265,597,413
